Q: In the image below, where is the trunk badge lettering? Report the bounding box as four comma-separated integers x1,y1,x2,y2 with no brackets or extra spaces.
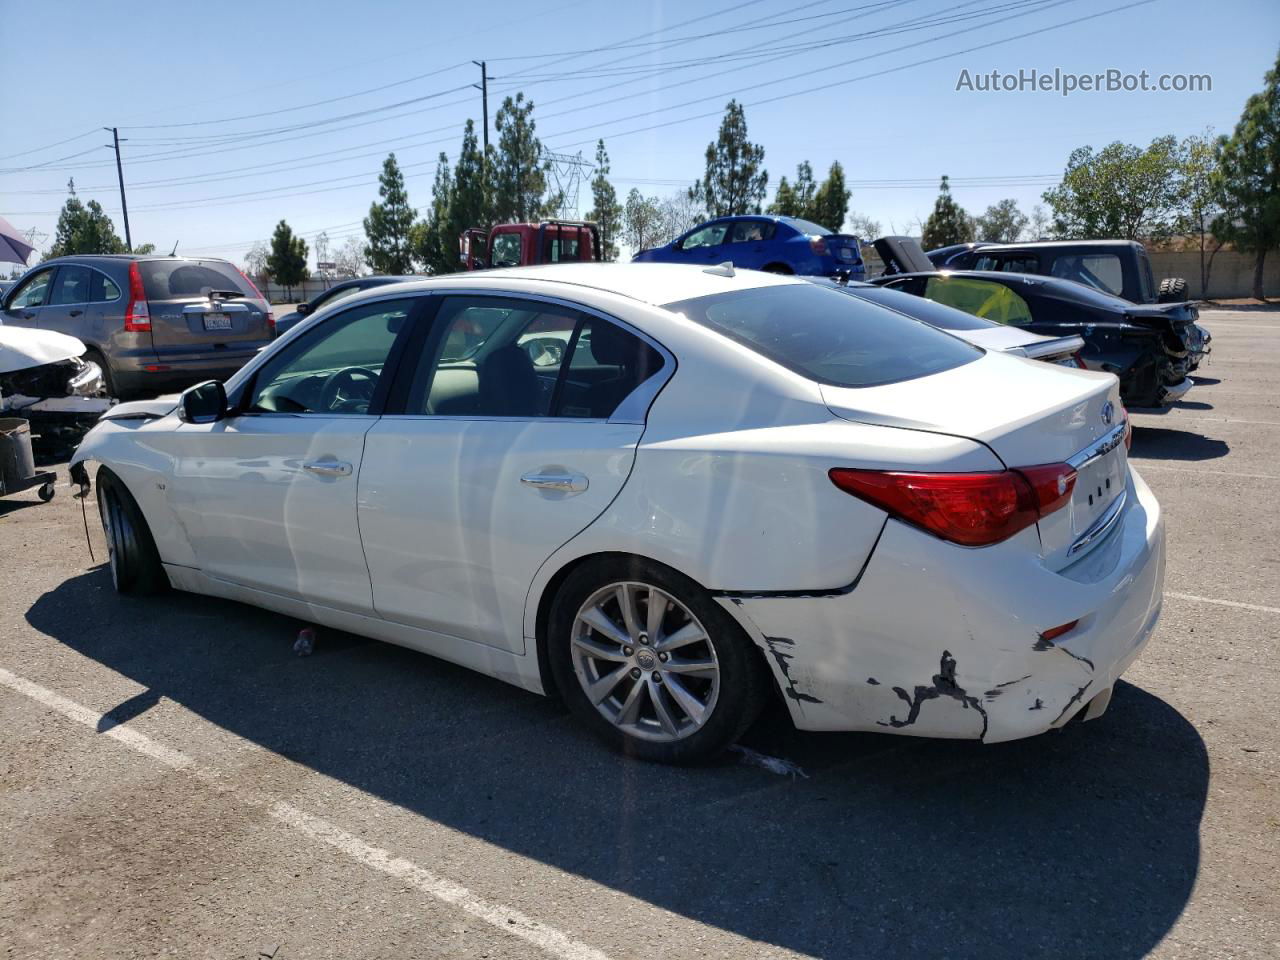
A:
1101,401,1115,426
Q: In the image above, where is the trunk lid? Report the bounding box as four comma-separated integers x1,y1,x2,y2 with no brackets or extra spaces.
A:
139,259,272,350
871,236,934,275
825,234,863,267
821,351,1127,567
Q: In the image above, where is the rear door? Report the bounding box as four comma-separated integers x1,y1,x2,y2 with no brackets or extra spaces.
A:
139,259,272,358
358,293,669,653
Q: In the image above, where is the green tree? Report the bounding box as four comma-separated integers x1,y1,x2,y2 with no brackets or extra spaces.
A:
1042,136,1185,241
586,139,624,260
47,180,126,258
133,242,157,255
491,93,548,222
411,153,455,275
921,176,975,249
767,161,816,217
810,161,850,231
364,153,416,274
267,220,308,299
444,119,491,265
846,211,882,240
623,189,663,253
974,198,1029,243
1181,131,1225,295
695,100,768,217
1212,48,1280,300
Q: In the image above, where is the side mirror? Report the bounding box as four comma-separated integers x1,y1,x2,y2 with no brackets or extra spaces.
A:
178,380,227,424
296,302,312,316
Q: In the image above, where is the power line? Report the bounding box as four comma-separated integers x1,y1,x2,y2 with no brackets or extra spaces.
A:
0,129,99,162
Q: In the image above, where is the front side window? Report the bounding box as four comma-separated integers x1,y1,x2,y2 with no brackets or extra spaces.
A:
1050,254,1125,296
924,276,1034,326
680,224,728,249
667,283,979,388
491,233,522,267
246,298,414,414
406,296,663,419
8,269,54,309
51,265,92,305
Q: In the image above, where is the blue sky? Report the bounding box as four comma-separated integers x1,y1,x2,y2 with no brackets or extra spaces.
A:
1,0,1276,267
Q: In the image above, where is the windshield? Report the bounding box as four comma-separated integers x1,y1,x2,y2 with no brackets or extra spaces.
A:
665,283,980,388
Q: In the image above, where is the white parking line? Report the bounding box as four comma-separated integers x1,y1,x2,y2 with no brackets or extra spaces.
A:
1165,592,1280,615
0,666,611,960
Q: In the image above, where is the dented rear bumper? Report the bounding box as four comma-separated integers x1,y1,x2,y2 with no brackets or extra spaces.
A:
721,467,1165,742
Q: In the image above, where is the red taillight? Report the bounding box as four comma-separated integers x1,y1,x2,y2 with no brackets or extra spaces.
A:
1014,462,1077,516
236,267,273,331
1040,620,1079,642
1073,351,1088,369
830,462,1076,547
124,261,150,333
1121,406,1132,450
809,236,828,256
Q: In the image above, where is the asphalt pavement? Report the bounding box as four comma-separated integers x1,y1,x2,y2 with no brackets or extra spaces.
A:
0,307,1276,959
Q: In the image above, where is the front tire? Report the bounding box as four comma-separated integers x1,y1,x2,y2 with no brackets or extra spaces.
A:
548,557,767,764
96,468,167,595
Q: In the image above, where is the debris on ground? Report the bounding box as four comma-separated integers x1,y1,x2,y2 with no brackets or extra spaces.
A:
729,744,809,779
293,628,316,657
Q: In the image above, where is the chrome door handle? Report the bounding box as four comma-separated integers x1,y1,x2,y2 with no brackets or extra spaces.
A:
520,472,588,493
302,459,352,477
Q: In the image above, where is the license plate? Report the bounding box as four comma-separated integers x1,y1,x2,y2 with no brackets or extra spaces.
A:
203,313,232,330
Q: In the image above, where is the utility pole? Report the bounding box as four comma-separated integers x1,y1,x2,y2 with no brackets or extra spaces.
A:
472,60,493,155
105,127,132,253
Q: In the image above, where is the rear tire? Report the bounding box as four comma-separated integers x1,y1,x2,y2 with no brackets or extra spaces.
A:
548,556,768,764
96,467,167,595
1157,277,1188,303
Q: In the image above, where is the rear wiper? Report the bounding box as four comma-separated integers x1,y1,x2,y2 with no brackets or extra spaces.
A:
207,288,244,300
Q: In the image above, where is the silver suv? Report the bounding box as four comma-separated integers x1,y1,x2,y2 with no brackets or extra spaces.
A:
1,255,274,398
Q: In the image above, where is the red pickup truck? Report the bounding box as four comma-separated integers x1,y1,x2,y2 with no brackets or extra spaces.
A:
460,221,601,270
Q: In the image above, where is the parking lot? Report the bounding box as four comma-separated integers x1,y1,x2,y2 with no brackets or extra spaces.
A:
1,306,1276,959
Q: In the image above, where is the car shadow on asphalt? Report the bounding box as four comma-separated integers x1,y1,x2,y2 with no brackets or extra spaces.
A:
1132,426,1230,461
28,571,1207,960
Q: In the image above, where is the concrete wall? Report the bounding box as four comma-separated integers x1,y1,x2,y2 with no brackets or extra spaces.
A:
1147,250,1277,300
258,278,355,304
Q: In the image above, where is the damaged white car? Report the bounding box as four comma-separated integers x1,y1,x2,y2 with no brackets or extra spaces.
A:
68,264,1164,763
0,325,111,454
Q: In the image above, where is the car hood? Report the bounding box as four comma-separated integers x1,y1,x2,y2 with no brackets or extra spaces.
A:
99,394,181,421
0,326,87,374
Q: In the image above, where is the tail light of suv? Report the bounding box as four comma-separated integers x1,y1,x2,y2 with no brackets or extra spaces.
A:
236,266,273,332
829,463,1078,547
124,262,151,333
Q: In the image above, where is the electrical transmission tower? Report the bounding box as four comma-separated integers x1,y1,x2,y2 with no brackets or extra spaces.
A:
541,149,592,219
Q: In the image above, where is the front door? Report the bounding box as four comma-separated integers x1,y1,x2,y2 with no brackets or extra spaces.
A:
2,267,57,329
162,296,419,613
358,294,668,653
41,263,93,339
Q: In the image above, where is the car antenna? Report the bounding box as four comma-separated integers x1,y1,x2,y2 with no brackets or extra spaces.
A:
169,240,179,256
703,261,735,278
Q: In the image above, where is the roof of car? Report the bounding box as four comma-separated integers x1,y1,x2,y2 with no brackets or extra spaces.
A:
877,269,1132,306
965,239,1144,251
34,254,233,264
376,262,800,307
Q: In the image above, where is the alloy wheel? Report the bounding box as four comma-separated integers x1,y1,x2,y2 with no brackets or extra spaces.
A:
570,581,720,742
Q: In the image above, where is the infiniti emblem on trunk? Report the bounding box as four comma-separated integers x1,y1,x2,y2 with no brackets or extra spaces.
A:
1101,401,1115,426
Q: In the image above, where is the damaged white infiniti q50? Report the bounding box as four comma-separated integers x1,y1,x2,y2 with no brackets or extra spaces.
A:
69,263,1163,763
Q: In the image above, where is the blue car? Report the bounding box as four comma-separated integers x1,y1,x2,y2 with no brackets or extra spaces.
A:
632,215,864,279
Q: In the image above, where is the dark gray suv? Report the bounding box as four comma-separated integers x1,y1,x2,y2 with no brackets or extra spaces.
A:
1,255,274,398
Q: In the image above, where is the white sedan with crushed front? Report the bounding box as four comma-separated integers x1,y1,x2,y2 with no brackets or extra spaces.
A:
69,263,1164,763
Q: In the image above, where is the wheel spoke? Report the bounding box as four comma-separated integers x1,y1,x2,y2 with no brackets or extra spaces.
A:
615,677,646,726
585,665,629,705
662,674,707,726
653,621,706,653
661,655,717,676
646,587,668,643
615,584,640,641
579,604,630,647
572,634,629,663
649,679,679,736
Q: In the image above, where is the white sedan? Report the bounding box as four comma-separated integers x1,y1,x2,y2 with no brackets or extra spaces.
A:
69,263,1165,764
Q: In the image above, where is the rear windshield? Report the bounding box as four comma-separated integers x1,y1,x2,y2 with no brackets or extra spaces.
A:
836,284,995,331
665,283,981,388
787,219,831,236
140,259,254,300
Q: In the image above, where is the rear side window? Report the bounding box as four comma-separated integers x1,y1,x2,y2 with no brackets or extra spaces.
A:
924,276,1034,326
140,260,254,300
666,283,979,388
89,270,121,302
729,221,776,243
840,284,996,331
1050,254,1124,296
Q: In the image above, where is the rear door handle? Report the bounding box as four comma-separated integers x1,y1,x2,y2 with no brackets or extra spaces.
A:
302,459,353,477
520,472,588,493
69,309,83,317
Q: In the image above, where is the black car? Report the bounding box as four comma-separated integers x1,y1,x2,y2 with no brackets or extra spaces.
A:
273,276,416,335
871,237,1196,408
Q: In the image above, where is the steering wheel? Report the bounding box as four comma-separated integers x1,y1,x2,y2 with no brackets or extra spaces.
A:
320,366,378,413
